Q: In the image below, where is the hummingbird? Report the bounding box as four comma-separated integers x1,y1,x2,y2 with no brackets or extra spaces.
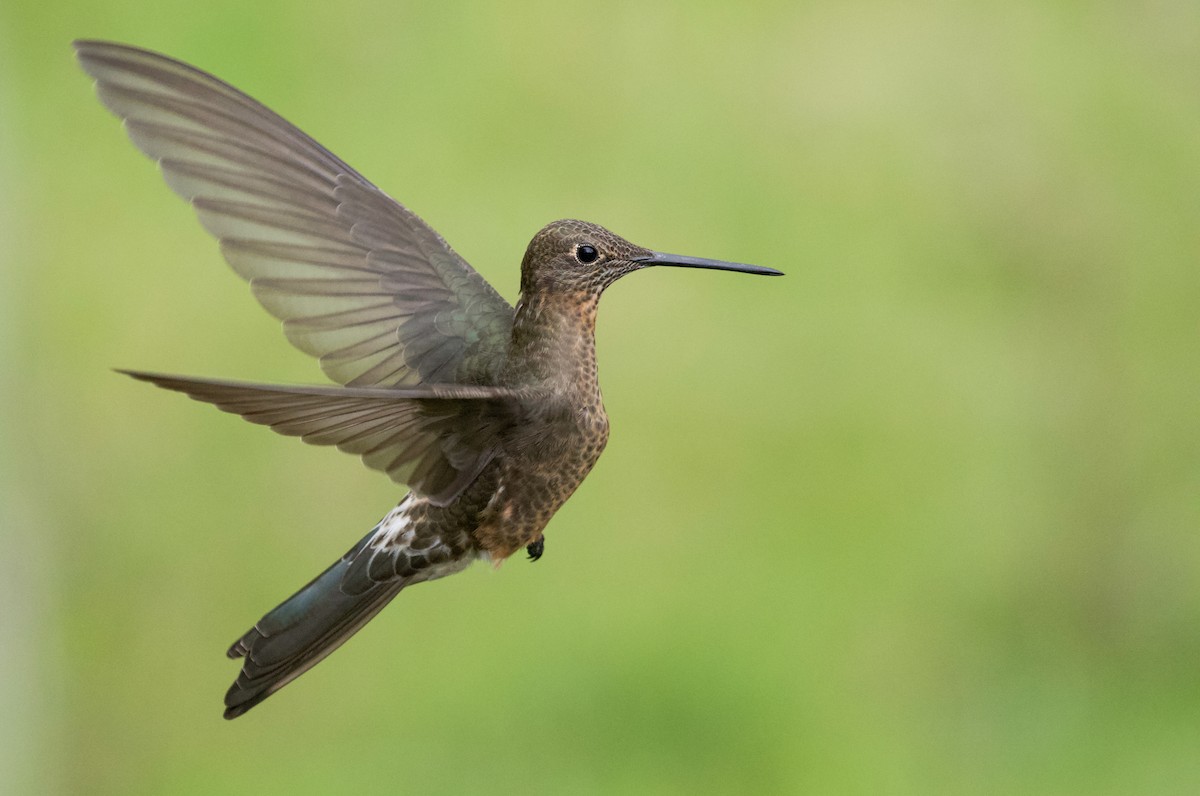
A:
76,40,782,719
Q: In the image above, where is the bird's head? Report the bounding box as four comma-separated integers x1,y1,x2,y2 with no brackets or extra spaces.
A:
519,219,781,296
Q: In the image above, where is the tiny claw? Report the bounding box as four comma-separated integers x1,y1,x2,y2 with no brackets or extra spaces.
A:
526,537,544,562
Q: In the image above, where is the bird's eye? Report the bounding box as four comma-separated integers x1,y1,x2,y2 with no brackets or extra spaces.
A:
575,245,599,264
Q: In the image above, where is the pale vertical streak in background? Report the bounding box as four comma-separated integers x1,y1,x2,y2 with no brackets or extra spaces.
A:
0,22,60,796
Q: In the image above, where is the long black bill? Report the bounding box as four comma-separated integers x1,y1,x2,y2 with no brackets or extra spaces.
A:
636,251,783,276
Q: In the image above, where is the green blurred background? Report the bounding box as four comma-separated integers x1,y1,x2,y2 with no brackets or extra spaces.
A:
2,1,1198,793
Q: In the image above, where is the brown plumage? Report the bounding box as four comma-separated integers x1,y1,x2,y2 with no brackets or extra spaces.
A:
77,40,782,719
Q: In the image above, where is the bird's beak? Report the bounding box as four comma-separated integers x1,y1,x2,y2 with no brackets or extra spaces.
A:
634,251,783,276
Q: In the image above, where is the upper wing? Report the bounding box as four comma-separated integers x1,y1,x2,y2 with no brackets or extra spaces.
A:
76,40,514,387
123,370,538,506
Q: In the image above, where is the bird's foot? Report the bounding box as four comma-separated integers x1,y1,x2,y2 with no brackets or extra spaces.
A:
526,536,544,562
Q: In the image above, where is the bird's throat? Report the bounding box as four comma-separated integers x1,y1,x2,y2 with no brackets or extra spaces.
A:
504,290,600,386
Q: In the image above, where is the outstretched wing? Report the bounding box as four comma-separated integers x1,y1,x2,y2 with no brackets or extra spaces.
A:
123,370,537,505
76,40,514,387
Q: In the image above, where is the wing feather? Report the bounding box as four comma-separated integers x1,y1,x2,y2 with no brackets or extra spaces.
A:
122,370,537,505
77,40,513,388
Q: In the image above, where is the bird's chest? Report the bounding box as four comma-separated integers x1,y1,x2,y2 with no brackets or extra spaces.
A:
474,402,609,560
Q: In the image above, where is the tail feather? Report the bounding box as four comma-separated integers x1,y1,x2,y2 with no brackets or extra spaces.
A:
223,531,405,720
221,498,474,719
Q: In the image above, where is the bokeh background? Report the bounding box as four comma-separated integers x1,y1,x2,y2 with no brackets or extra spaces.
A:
2,1,1198,793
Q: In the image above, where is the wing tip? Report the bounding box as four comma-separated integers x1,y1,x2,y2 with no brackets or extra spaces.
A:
71,38,104,55
72,39,159,60
114,367,167,386
72,39,136,73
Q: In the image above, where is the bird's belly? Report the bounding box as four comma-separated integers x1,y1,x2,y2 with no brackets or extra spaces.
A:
473,412,609,560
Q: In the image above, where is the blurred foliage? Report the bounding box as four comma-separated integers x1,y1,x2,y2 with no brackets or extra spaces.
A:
2,1,1199,793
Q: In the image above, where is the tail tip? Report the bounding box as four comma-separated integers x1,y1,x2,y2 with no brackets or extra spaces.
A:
226,628,258,659
224,681,277,720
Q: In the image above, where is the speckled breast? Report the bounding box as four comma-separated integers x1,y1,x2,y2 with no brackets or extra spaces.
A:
472,403,610,561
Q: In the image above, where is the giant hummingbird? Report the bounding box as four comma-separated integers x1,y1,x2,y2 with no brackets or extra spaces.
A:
76,40,782,718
